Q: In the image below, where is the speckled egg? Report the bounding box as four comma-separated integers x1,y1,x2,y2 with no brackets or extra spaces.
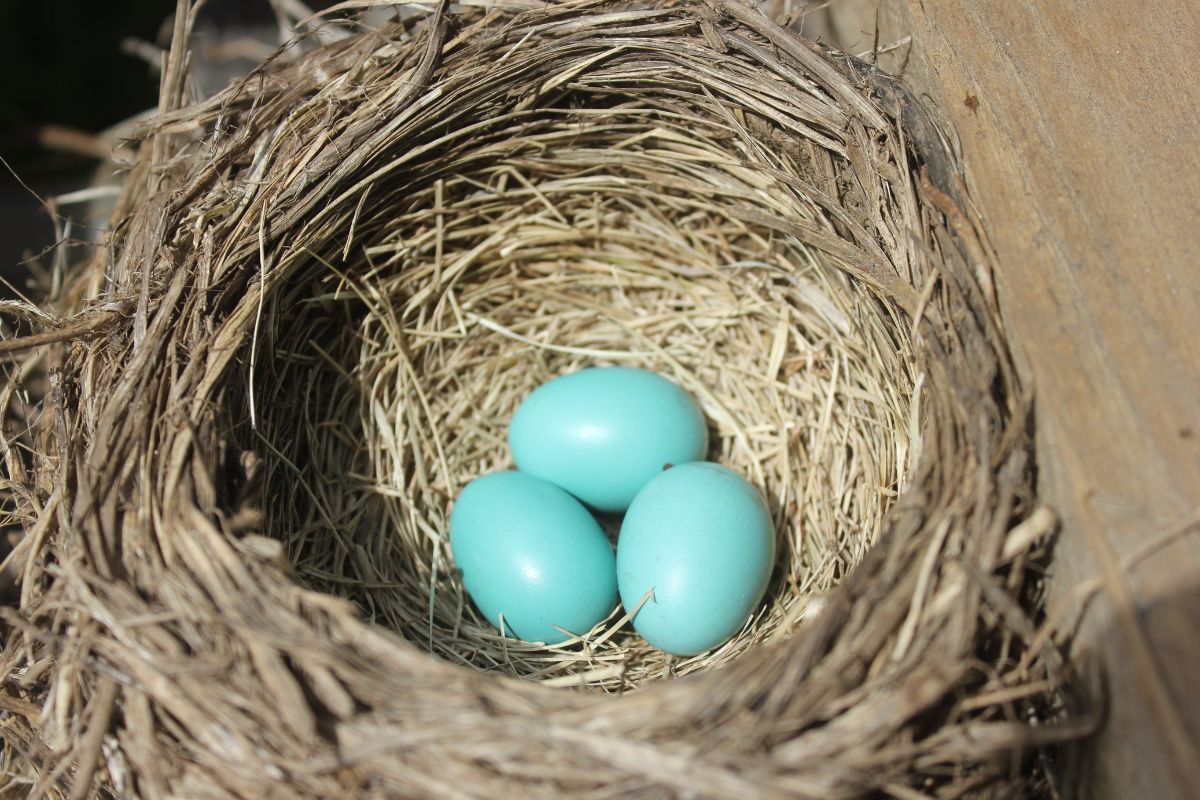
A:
616,462,775,655
508,367,708,513
449,471,617,644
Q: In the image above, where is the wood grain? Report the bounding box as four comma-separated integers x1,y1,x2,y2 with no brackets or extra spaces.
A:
816,1,1200,796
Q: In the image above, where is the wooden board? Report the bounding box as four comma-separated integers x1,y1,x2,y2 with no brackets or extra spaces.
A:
811,1,1200,797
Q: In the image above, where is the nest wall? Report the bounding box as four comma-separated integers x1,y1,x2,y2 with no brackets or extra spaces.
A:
0,1,1082,797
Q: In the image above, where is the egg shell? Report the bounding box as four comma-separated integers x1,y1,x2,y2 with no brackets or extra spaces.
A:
509,367,708,512
449,471,617,644
616,462,775,656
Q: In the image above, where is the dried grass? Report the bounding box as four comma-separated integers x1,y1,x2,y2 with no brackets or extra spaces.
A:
0,0,1087,797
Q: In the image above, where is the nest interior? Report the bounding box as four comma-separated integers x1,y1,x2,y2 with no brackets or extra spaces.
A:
265,100,916,687
0,1,1082,797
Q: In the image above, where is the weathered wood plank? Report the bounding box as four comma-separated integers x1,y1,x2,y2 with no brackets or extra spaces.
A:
813,1,1200,796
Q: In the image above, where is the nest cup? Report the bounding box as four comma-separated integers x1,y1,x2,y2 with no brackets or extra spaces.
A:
270,106,915,686
0,1,1080,797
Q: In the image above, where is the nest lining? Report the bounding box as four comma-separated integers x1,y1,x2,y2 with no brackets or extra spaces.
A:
0,1,1082,797
258,105,915,687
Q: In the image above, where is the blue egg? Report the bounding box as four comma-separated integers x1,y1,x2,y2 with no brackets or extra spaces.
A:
616,462,775,655
449,471,617,644
509,367,708,513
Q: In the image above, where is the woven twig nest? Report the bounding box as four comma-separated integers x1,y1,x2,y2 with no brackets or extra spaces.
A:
0,0,1085,796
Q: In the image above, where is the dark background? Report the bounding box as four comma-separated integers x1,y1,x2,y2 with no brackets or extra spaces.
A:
0,1,282,291
0,2,168,137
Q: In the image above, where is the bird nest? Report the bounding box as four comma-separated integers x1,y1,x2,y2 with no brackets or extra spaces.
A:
0,1,1083,796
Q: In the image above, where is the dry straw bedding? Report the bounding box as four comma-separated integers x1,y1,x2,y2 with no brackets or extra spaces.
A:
0,0,1087,797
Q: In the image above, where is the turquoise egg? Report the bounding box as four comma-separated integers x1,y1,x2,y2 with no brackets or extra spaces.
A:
616,462,775,655
449,471,617,644
509,367,708,513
